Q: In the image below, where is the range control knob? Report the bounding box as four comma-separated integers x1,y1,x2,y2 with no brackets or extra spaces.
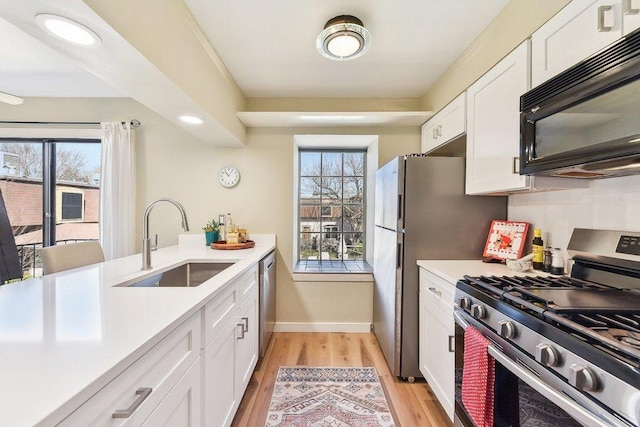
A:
498,320,517,339
458,297,472,310
470,304,486,320
535,344,561,367
569,365,599,392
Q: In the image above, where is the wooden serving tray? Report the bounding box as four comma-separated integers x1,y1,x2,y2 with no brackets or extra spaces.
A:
211,240,255,250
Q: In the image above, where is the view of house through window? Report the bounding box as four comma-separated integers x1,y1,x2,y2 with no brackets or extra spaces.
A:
0,139,101,280
298,149,365,261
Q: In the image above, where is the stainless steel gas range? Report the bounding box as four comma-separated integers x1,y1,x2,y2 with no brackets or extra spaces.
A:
453,228,640,427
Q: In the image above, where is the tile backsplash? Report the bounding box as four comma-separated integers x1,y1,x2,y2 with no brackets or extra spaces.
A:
508,175,640,251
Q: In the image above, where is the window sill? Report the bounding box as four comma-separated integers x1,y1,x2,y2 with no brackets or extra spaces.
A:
293,261,373,282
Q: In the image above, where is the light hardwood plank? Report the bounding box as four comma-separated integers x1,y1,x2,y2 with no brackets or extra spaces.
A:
231,332,452,427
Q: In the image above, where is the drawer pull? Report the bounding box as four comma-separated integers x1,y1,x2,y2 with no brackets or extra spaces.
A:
448,335,455,353
428,287,442,297
598,5,614,32
112,387,152,418
236,323,245,339
625,0,640,15
242,316,249,332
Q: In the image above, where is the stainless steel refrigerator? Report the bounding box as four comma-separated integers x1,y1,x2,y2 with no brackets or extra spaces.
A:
373,155,506,380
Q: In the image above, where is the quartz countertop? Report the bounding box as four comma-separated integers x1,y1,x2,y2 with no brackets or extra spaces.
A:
416,259,550,285
0,234,276,427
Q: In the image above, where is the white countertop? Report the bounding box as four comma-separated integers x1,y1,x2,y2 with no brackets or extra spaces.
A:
0,234,276,427
416,259,552,285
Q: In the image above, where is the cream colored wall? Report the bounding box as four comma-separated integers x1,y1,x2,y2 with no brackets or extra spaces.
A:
421,0,571,112
1,98,419,325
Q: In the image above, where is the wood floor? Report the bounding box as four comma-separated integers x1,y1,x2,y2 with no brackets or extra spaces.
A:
231,332,452,427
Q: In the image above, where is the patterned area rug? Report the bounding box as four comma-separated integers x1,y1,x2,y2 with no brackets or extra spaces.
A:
265,366,396,427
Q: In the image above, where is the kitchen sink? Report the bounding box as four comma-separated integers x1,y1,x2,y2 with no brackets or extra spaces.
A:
121,262,235,288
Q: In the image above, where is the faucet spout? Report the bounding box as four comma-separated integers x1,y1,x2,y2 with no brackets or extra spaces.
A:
142,198,189,270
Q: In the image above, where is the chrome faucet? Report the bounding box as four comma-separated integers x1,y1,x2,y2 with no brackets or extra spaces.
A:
142,198,189,270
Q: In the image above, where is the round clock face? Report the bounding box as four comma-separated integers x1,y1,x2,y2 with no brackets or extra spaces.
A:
218,166,240,188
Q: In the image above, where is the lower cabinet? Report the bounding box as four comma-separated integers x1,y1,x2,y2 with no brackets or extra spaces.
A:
142,358,202,427
58,312,202,426
419,268,455,422
202,265,259,427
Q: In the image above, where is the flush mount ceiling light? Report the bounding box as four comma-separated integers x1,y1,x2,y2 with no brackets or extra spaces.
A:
316,15,371,61
0,91,24,106
177,114,204,125
35,13,102,47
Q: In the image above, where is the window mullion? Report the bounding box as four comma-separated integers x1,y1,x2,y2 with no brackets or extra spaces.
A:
42,141,56,247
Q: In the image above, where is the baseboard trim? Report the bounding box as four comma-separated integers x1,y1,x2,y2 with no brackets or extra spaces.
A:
274,322,372,333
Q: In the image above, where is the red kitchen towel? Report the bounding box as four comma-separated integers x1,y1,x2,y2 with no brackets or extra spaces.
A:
461,326,495,427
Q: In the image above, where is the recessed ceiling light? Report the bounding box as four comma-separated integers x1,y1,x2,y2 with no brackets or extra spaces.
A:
316,15,372,61
178,115,204,125
0,91,24,106
35,14,102,47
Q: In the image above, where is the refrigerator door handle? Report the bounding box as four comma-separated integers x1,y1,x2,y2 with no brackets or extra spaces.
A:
397,242,402,269
397,194,403,225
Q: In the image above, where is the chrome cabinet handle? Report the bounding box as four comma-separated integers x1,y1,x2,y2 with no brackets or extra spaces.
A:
236,323,245,339
432,127,438,139
428,287,442,297
112,387,152,418
625,0,640,15
241,316,249,333
598,5,614,32
512,156,520,174
436,125,443,138
448,335,455,353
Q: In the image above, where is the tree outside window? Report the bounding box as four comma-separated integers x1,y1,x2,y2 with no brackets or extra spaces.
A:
298,150,365,261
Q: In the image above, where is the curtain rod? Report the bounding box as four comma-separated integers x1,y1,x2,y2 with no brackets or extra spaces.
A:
0,119,141,128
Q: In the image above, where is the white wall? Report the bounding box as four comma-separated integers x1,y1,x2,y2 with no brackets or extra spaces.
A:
508,175,640,251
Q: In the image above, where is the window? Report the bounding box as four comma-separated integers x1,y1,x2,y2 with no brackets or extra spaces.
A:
0,138,101,279
61,191,83,220
298,149,366,261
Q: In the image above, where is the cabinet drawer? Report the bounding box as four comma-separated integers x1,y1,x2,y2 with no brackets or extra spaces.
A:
203,281,239,347
419,267,455,309
58,312,201,427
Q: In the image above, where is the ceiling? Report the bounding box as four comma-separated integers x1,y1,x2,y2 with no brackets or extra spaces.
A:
0,0,510,138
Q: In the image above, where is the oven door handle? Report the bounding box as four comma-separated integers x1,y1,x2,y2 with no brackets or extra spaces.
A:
487,345,615,427
453,309,469,330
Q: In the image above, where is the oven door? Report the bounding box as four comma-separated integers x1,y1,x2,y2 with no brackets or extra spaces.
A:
453,309,627,427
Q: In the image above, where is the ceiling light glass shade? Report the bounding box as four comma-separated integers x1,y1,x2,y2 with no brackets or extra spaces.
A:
35,14,101,47
316,15,371,61
177,114,204,125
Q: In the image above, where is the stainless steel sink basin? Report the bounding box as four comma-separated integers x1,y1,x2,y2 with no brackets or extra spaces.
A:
122,262,235,288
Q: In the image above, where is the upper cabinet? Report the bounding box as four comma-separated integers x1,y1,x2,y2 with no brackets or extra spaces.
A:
465,41,531,195
532,0,640,87
421,93,466,154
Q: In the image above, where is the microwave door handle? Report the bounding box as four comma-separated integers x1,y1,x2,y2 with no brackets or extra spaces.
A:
487,346,613,427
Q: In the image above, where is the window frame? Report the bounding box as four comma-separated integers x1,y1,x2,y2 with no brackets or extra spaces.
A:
292,135,378,275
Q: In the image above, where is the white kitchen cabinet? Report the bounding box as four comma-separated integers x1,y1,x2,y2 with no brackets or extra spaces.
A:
58,312,202,427
202,265,258,427
419,267,455,422
141,358,202,427
465,41,531,195
421,92,466,153
531,0,639,87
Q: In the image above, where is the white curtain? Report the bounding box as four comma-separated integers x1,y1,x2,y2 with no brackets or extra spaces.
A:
100,122,136,260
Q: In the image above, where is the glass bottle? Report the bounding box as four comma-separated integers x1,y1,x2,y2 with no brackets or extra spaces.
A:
532,228,544,270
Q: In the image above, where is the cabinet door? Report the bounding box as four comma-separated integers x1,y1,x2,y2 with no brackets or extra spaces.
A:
623,0,640,33
532,0,621,87
203,317,240,427
141,358,202,427
419,290,455,421
421,93,466,154
236,285,259,394
466,41,530,195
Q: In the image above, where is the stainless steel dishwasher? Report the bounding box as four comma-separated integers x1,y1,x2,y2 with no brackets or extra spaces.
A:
259,250,276,358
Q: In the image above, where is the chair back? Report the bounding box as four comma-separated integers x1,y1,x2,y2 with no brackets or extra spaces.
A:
40,241,105,275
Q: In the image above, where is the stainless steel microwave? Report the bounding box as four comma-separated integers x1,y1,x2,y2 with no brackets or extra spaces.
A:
520,28,640,178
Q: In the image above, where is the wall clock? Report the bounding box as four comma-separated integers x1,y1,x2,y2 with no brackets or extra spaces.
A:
218,166,240,188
